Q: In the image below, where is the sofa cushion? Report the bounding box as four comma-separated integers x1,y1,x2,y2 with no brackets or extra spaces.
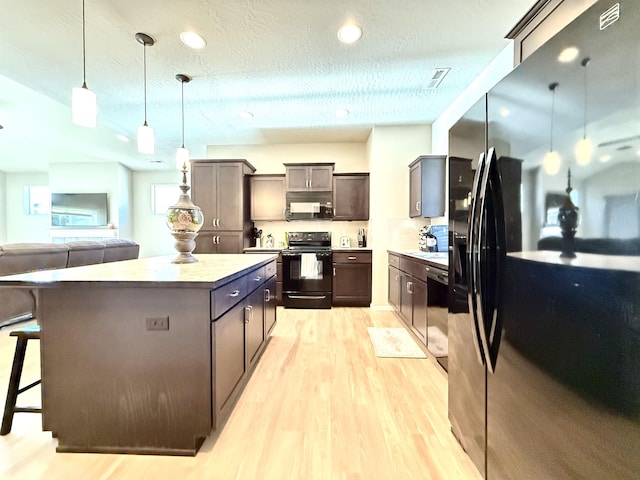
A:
0,243,70,276
66,241,106,267
102,238,140,263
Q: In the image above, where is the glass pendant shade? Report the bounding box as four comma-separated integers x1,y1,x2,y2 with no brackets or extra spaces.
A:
543,150,562,175
137,123,155,154
176,146,190,170
575,137,593,165
72,85,96,127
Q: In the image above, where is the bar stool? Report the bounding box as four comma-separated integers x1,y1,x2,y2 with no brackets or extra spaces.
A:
1,324,42,435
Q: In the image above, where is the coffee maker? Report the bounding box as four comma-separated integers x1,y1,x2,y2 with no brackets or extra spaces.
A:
419,226,437,252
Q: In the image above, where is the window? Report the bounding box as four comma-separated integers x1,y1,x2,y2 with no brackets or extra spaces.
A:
24,185,51,215
151,184,181,215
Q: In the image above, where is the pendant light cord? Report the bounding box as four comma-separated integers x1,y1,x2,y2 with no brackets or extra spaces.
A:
581,58,590,139
181,80,185,148
81,0,87,87
143,42,148,125
549,83,557,152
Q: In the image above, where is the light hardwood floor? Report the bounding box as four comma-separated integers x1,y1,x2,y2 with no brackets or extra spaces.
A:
0,307,481,480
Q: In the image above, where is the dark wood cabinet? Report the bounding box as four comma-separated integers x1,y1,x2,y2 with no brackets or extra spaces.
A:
245,288,265,370
191,159,255,253
284,163,334,191
250,174,286,221
213,300,247,422
388,265,401,311
195,231,246,254
332,250,372,306
333,173,369,221
212,259,276,428
408,155,446,218
264,275,277,335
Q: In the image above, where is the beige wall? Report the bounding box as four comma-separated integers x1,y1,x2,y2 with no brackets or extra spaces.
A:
368,124,432,307
4,172,50,243
0,171,6,243
206,142,368,173
132,170,180,258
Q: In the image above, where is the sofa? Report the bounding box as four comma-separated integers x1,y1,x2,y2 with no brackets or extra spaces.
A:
0,239,140,328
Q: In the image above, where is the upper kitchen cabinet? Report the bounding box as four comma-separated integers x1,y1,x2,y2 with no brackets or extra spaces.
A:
284,163,334,191
250,174,286,221
409,155,446,218
506,0,597,65
332,173,369,221
191,159,255,253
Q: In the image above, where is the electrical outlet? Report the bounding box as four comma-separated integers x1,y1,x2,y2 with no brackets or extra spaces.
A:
146,316,169,331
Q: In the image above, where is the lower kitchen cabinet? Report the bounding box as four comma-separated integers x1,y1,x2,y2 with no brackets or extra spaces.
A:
388,252,440,347
332,250,372,306
212,259,276,428
196,231,246,253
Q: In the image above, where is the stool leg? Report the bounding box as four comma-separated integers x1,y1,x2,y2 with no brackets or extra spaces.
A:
1,336,28,435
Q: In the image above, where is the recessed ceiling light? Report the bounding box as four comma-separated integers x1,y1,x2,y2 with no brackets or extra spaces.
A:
180,31,207,49
499,107,510,117
337,24,362,44
636,148,640,156
239,111,254,119
558,46,579,63
335,108,350,118
116,134,129,142
600,154,611,162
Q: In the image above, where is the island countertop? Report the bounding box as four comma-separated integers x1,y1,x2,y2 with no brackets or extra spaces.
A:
0,253,277,289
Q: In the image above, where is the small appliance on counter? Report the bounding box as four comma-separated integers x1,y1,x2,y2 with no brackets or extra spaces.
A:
419,225,447,252
340,231,351,248
357,228,367,248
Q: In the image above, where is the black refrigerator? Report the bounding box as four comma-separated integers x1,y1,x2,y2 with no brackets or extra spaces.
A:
448,1,640,479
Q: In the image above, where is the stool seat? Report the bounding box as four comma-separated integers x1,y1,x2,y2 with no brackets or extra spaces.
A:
1,324,42,435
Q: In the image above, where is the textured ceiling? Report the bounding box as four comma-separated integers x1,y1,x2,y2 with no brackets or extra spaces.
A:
0,0,535,172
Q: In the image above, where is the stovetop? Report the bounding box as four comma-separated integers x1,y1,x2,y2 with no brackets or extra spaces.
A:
286,231,331,249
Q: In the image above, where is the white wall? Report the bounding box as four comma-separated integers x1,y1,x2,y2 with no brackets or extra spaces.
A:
368,124,432,307
132,170,181,258
5,172,50,242
0,171,6,243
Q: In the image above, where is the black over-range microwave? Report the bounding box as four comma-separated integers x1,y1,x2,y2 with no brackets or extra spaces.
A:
285,191,333,221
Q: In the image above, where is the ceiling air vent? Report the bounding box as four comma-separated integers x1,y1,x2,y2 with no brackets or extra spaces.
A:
600,3,620,30
426,68,450,89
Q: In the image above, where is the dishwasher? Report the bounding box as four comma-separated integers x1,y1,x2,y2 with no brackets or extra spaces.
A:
425,263,449,371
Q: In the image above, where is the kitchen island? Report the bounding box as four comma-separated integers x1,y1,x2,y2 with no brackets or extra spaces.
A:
0,254,278,455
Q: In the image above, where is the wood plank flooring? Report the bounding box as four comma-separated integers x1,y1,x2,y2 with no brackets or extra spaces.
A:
0,307,481,480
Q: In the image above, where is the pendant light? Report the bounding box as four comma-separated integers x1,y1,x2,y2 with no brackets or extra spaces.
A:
135,33,155,154
175,74,192,170
543,82,561,175
71,0,96,127
575,57,592,166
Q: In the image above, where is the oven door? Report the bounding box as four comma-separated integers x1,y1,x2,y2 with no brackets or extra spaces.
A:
282,250,332,309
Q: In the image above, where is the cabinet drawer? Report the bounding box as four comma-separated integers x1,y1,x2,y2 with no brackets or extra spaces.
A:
211,276,248,320
388,253,400,269
265,260,277,278
400,257,429,283
333,251,372,264
247,265,267,290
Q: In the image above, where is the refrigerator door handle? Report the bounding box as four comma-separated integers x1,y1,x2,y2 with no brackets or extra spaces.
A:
477,147,507,374
467,150,487,366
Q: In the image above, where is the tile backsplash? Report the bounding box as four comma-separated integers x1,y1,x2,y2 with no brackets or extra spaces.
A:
252,221,370,248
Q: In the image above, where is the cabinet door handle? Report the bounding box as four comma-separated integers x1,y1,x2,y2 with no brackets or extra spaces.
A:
244,305,252,323
348,256,357,260
265,288,271,302
254,276,262,283
334,207,336,216
407,281,413,294
416,201,421,212
425,266,431,272
212,218,216,227
333,267,336,276
395,275,399,281
229,289,240,298
216,236,221,244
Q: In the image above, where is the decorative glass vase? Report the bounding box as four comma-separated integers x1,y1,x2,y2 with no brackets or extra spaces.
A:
166,184,204,263
557,168,579,258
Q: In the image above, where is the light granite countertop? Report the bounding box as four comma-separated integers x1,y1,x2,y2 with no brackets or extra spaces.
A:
0,254,278,289
388,249,448,269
